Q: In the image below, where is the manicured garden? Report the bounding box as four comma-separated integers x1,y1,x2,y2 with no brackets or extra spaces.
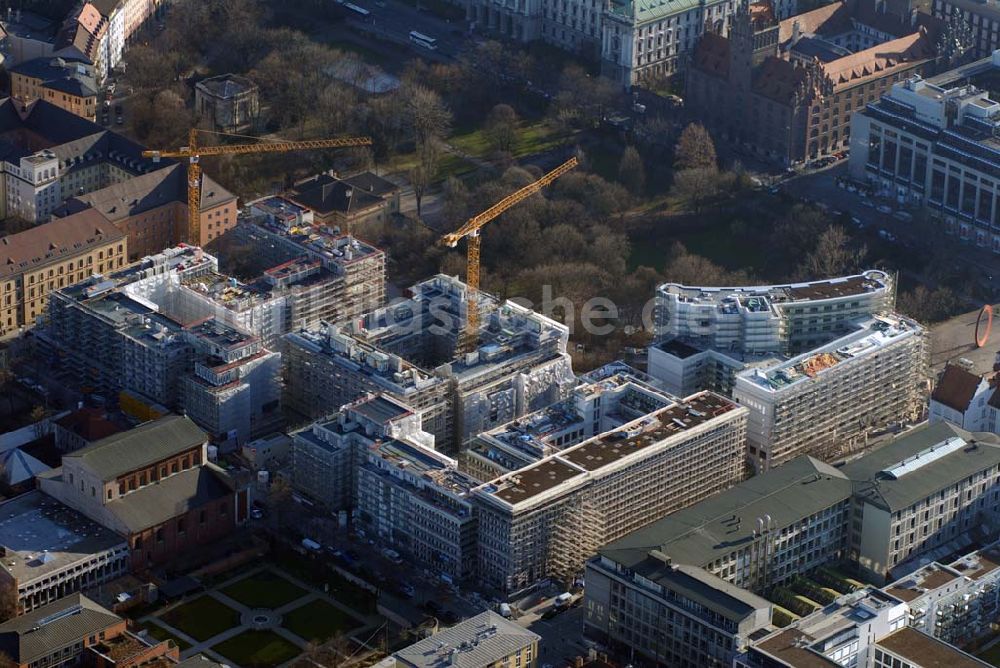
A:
283,599,362,642
221,570,307,609
213,630,302,667
161,596,241,642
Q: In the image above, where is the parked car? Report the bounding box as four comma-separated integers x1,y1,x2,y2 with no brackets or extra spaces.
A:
893,210,913,223
876,204,893,214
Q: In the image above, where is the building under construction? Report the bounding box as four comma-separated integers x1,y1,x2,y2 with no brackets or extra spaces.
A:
283,274,575,452
734,314,929,471
461,363,674,481
472,391,749,595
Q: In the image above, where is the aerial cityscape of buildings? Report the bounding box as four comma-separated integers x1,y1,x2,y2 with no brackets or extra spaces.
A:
2,0,1000,665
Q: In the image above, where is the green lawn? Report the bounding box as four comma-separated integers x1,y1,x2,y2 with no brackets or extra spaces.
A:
213,630,302,667
450,121,576,161
140,622,192,650
283,599,362,642
160,596,241,642
221,570,307,609
271,550,377,613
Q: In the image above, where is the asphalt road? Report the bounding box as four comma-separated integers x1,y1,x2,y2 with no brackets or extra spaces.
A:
343,0,469,59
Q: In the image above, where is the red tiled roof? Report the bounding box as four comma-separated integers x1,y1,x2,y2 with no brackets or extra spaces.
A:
932,364,984,413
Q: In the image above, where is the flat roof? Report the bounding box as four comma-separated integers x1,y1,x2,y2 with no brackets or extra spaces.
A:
876,627,990,667
658,270,891,306
0,491,126,585
560,393,737,471
743,315,920,392
951,545,1000,581
754,629,841,668
394,611,538,668
885,564,960,602
487,457,584,505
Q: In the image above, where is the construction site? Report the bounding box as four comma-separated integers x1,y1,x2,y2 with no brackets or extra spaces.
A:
734,314,929,470
472,391,749,595
283,274,575,453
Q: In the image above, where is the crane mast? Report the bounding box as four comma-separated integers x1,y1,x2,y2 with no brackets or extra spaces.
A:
440,157,578,346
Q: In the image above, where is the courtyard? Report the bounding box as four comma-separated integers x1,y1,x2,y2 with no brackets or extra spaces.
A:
141,565,371,667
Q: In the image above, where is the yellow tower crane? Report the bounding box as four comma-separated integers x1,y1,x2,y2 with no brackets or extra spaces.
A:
440,156,578,344
142,129,373,245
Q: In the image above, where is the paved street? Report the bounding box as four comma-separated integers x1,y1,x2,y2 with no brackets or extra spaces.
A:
345,0,469,58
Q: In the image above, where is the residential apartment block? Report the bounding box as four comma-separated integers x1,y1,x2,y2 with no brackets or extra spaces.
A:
734,314,928,470
0,99,161,224
0,209,125,339
9,56,98,121
735,587,991,668
0,491,129,615
648,270,896,396
38,415,249,571
291,394,434,512
688,0,937,164
284,275,573,452
474,391,748,594
849,53,1000,252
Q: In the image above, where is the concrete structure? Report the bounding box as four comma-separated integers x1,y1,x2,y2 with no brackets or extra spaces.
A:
475,392,748,594
44,250,283,443
356,409,480,580
591,420,1000,606
291,394,434,512
287,172,402,234
38,415,249,571
649,270,896,396
585,553,772,668
688,0,938,164
929,363,1000,432
393,611,539,668
462,363,674,481
284,275,573,452
734,314,928,469
194,74,259,133
843,422,1000,583
849,53,1000,251
0,209,126,339
0,491,129,615
9,57,98,121
735,588,991,668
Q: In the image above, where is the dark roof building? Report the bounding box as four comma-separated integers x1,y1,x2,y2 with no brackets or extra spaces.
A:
0,208,124,278
0,594,123,667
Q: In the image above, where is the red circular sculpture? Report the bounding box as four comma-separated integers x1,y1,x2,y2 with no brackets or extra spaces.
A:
976,304,993,348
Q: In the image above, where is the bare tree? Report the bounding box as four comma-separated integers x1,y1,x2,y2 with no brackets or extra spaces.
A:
485,104,518,154
674,123,717,171
617,145,646,196
799,225,867,279
404,84,452,146
410,139,442,219
671,167,720,210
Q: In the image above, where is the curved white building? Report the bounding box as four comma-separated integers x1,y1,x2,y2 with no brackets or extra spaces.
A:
649,270,896,396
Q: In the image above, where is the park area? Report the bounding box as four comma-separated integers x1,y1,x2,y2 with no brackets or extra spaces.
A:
140,564,371,666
